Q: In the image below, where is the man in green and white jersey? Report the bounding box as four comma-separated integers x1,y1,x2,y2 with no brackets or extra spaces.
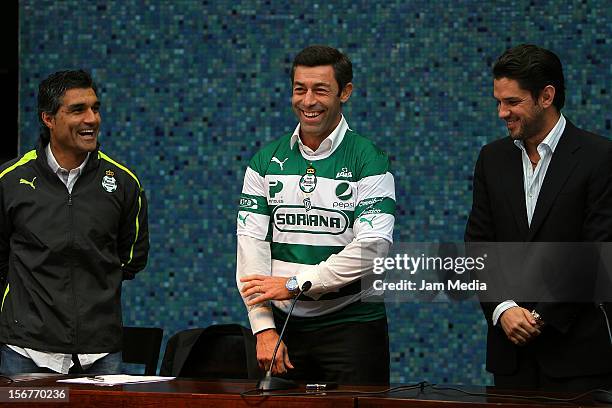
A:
237,45,395,384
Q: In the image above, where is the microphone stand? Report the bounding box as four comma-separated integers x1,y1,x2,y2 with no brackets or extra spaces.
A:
592,303,612,403
257,281,311,391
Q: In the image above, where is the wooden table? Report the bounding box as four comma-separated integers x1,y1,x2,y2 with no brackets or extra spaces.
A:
358,384,607,407
0,376,606,407
0,376,357,408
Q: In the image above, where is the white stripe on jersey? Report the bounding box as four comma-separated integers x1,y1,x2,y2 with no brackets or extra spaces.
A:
237,211,269,240
356,172,395,203
242,167,266,196
354,213,395,242
271,227,354,246
264,175,357,207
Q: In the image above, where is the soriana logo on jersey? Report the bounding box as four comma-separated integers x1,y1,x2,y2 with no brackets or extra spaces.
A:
272,205,349,235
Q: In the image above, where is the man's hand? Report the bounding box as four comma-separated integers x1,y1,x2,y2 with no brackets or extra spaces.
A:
499,306,542,346
255,329,294,374
240,274,293,306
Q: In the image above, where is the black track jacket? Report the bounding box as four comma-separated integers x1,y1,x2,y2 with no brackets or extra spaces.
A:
0,142,149,353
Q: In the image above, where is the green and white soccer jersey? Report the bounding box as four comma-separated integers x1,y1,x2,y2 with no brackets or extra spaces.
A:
238,130,395,318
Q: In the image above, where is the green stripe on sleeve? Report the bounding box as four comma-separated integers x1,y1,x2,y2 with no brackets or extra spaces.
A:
355,196,396,218
239,193,269,215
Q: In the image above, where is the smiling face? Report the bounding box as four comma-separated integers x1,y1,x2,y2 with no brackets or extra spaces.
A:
291,65,352,144
493,77,548,143
42,87,100,168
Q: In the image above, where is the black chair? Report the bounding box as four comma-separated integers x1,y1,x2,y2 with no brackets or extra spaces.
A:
122,326,164,375
160,324,259,379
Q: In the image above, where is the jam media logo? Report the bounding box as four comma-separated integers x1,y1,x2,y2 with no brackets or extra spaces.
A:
272,205,349,235
335,182,353,201
335,167,353,178
102,170,117,193
269,180,283,198
271,157,288,171
19,177,36,190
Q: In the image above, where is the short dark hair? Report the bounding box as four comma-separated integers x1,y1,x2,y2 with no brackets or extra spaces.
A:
38,70,98,144
493,44,565,111
291,45,352,96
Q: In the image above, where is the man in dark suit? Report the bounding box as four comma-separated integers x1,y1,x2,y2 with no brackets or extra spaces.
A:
465,44,612,391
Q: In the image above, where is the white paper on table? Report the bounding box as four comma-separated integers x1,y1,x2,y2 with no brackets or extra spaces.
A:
57,375,176,386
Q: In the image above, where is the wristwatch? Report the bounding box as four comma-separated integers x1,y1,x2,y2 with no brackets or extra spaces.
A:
531,309,545,327
285,276,300,295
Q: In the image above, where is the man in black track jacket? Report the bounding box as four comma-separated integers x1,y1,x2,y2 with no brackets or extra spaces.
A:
0,70,149,375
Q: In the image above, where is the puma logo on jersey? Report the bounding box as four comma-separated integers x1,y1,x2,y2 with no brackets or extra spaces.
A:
238,213,250,226
359,215,377,228
19,177,36,190
271,157,288,171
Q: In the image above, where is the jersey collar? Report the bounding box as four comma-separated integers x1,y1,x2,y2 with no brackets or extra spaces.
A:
290,115,350,160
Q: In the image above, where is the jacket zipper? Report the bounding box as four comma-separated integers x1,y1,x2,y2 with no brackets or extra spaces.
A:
67,193,78,351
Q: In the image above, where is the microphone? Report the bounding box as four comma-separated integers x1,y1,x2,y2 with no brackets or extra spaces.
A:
257,281,312,391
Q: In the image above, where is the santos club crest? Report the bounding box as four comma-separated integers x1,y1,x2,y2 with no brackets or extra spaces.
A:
299,166,317,193
102,170,118,193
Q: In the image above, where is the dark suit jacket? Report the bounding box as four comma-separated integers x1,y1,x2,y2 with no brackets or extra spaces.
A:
465,119,612,377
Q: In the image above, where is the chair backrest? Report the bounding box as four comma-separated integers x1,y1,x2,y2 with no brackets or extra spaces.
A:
122,326,164,375
160,324,259,379
159,327,204,376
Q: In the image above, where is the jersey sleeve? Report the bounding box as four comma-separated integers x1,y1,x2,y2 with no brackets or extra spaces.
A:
236,154,276,333
118,172,150,280
353,148,396,243
237,155,271,240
